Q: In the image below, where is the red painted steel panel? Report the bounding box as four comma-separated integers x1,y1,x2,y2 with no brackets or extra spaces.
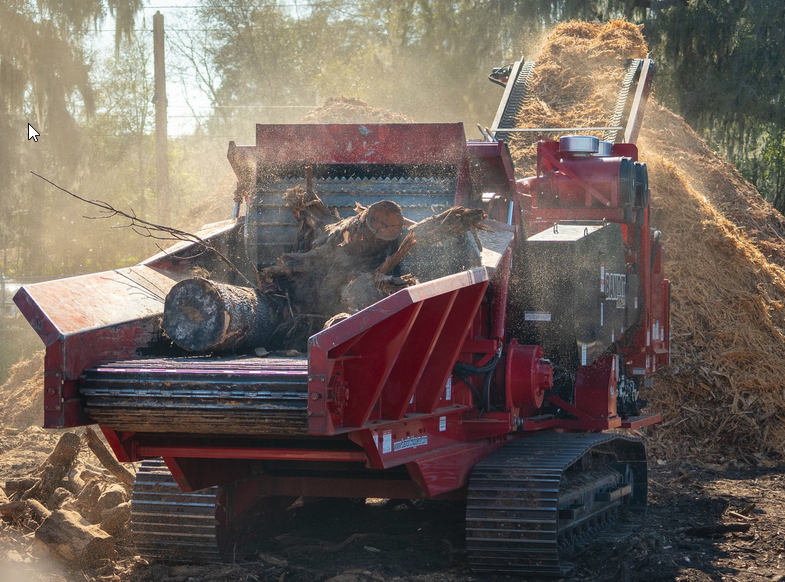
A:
254,123,468,166
406,439,508,497
380,291,458,420
308,267,492,436
137,446,367,463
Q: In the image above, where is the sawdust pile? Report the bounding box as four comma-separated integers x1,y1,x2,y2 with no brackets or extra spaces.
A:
510,19,648,174
297,96,414,124
0,351,44,429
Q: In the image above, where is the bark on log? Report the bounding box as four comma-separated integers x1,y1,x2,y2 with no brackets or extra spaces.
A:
163,277,280,352
75,481,104,524
407,207,487,245
685,523,751,537
83,427,135,491
269,201,405,317
49,488,73,510
35,509,117,566
95,484,127,516
316,200,404,248
398,208,486,283
23,432,80,504
27,498,52,522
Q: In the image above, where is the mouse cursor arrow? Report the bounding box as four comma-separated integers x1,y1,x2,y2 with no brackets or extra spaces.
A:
28,124,40,142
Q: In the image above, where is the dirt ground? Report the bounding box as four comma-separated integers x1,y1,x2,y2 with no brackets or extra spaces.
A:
3,420,785,582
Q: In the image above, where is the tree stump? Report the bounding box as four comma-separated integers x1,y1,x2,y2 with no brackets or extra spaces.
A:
23,432,80,505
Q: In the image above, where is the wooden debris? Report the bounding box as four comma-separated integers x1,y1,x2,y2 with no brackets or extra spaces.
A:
27,498,51,522
22,432,80,504
285,178,339,253
34,508,117,566
685,523,751,537
99,501,130,536
82,427,135,491
48,487,72,510
4,478,38,496
0,500,27,519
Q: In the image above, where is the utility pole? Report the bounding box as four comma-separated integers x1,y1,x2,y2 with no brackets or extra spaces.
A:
153,11,170,224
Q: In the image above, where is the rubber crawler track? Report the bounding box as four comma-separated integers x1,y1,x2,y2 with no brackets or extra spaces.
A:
466,432,646,576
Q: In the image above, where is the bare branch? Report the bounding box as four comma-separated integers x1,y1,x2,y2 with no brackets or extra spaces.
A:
30,171,255,288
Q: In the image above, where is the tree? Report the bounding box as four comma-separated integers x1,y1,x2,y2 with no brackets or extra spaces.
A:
648,0,785,209
0,0,142,275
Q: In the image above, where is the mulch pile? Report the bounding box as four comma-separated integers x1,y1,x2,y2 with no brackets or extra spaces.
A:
297,96,414,124
509,19,647,175
515,20,785,462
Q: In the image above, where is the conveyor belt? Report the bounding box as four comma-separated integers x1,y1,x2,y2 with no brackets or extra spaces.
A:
466,432,646,575
81,356,309,435
604,58,646,144
492,60,537,143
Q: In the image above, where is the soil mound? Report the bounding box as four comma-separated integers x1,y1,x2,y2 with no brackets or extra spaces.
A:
297,97,414,124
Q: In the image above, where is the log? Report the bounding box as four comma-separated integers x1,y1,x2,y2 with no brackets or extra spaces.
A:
49,488,72,510
95,484,128,516
75,481,104,524
269,201,405,317
100,501,130,536
685,523,751,537
407,206,487,245
27,498,52,522
35,509,117,566
4,478,38,496
0,500,27,519
163,277,280,352
83,427,135,491
316,200,404,247
23,432,81,504
399,208,486,283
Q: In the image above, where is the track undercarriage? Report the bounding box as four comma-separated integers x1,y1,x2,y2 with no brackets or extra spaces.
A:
129,433,646,574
